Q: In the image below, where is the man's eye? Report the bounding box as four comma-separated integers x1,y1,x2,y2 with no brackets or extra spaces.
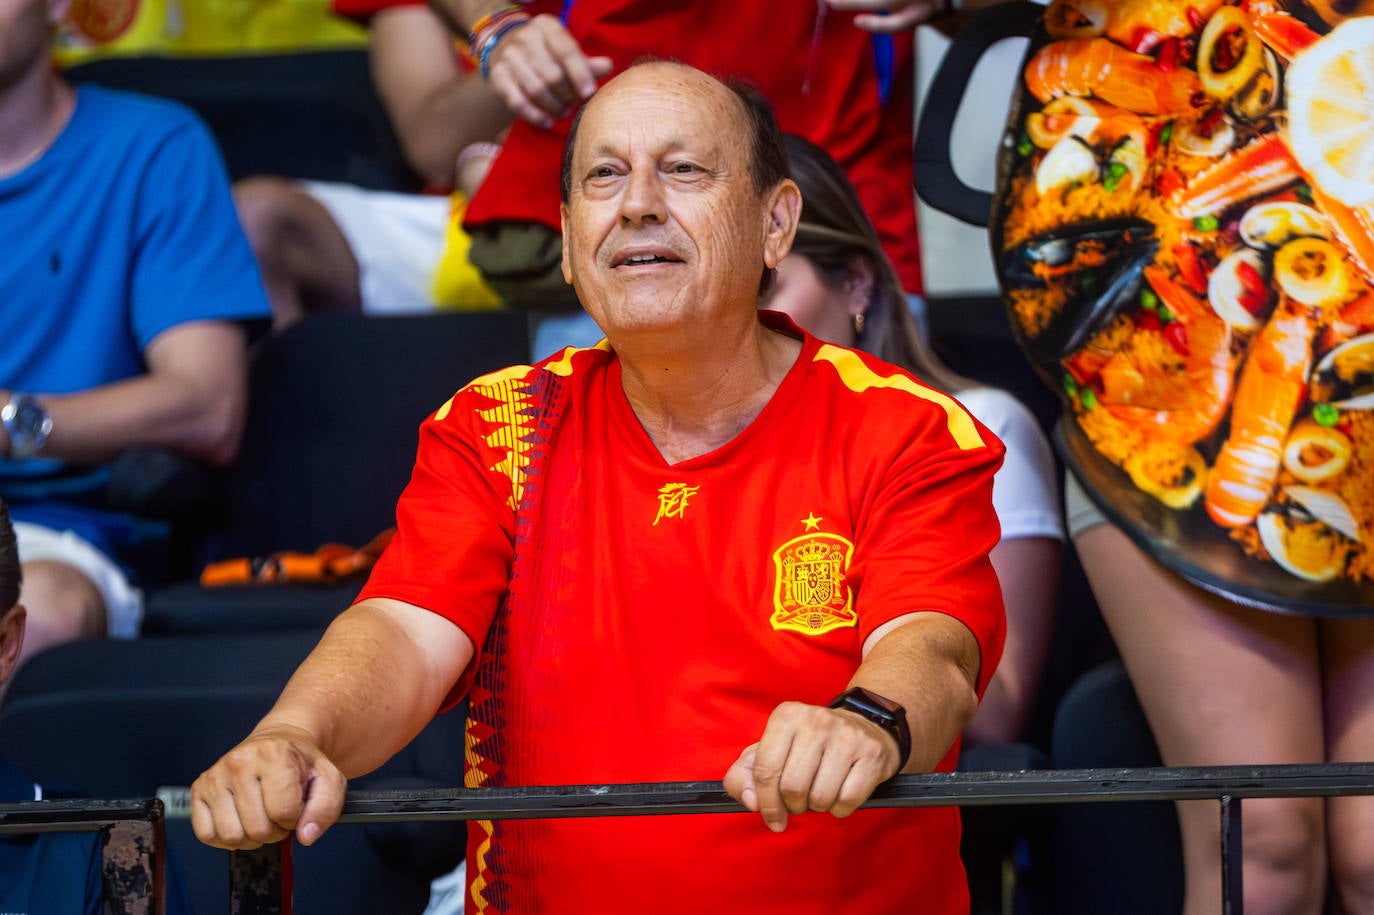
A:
591,166,615,178
670,162,701,174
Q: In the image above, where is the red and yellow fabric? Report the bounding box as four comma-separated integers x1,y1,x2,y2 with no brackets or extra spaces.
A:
357,312,1006,914
433,192,502,311
463,0,925,292
53,0,365,64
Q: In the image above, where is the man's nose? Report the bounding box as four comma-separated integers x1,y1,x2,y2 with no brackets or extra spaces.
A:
618,168,666,225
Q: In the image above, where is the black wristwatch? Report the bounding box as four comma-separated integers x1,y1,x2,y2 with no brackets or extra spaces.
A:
828,686,912,771
1,394,52,459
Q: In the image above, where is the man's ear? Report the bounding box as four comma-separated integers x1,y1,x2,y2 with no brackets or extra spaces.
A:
560,203,574,284
0,604,27,686
762,179,802,270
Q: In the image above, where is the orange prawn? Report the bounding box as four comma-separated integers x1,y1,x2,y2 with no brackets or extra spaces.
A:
1173,133,1303,218
1204,304,1318,529
1095,266,1237,444
1025,39,1203,116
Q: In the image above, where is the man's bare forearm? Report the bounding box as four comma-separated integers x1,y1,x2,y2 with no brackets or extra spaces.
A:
852,611,983,773
253,599,473,777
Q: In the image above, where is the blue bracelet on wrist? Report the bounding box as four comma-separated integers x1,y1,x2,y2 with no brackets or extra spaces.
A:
479,18,531,80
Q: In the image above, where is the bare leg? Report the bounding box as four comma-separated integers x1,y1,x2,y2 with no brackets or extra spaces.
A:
1075,524,1326,915
233,176,362,329
1322,617,1374,913
16,559,105,669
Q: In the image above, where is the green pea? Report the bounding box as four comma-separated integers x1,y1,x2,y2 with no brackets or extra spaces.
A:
1017,133,1033,157
1159,121,1174,145
1158,305,1174,323
1296,182,1314,204
1193,214,1219,232
1063,374,1079,396
1313,403,1340,427
1080,388,1098,410
1141,289,1159,310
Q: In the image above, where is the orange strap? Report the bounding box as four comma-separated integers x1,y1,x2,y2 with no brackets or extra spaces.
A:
200,528,395,587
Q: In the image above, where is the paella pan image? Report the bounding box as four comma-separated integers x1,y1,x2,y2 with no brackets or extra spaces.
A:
992,0,1374,613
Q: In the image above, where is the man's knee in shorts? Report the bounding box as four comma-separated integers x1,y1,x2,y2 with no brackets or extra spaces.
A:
18,560,107,659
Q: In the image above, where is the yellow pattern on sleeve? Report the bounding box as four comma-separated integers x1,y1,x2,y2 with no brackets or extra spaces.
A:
813,345,987,451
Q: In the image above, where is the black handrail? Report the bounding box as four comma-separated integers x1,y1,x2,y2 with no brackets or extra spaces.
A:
229,762,1374,915
0,796,165,915
12,764,1374,914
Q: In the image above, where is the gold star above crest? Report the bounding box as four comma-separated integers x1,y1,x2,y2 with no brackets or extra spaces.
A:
801,513,822,531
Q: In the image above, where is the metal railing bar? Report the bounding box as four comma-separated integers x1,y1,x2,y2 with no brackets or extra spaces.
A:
331,763,1374,824
0,797,163,834
1221,795,1243,915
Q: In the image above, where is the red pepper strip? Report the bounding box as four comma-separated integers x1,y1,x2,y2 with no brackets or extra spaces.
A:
1156,167,1185,198
1235,261,1270,315
1130,26,1163,54
1174,243,1209,295
1198,107,1225,137
1186,5,1204,30
1339,291,1374,329
1164,321,1190,356
1157,37,1180,72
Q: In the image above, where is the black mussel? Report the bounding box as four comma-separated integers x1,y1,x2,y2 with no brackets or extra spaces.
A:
1001,218,1160,363
1311,333,1374,409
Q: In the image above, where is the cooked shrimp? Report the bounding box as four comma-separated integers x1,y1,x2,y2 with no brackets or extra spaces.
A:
1044,0,1223,44
1204,304,1319,528
1173,133,1303,218
1095,266,1238,444
1025,39,1203,115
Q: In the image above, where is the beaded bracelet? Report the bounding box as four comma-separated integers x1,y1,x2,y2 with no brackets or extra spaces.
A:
467,6,528,62
476,16,531,80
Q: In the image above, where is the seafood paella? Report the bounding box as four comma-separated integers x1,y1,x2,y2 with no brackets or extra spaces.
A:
993,0,1374,610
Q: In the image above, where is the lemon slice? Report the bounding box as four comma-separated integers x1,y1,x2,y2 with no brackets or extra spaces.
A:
1286,18,1374,208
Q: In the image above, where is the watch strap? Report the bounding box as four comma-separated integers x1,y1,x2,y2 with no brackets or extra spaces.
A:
828,686,912,771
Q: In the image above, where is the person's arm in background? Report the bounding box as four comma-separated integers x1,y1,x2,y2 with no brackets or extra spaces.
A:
724,610,982,832
826,0,1010,31
966,536,1060,745
427,0,611,129
961,390,1064,747
191,598,474,848
371,5,514,189
0,322,247,467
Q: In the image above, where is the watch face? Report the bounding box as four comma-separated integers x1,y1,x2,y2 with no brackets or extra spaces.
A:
4,396,51,458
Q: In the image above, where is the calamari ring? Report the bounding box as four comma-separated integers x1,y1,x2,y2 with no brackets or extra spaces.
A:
1124,443,1208,509
1197,7,1266,100
1282,418,1353,483
1275,237,1351,308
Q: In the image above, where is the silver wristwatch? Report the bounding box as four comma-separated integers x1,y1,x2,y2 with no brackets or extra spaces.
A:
2,394,53,459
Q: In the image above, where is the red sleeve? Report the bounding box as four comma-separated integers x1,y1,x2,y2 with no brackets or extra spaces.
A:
332,0,424,24
851,400,1008,698
355,383,517,654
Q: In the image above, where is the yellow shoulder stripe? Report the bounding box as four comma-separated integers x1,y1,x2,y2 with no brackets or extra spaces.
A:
813,345,986,451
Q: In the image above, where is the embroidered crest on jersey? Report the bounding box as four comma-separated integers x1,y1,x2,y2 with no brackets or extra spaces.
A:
771,519,856,635
653,482,700,525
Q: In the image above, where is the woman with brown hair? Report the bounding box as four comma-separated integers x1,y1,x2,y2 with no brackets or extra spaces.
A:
763,134,1065,746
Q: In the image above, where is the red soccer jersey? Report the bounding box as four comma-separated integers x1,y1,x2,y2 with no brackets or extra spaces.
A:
464,0,924,291
358,314,1005,914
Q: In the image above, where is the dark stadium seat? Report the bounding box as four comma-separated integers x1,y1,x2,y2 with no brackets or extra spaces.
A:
143,311,531,635
1,631,468,915
1049,659,1184,913
66,51,422,191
